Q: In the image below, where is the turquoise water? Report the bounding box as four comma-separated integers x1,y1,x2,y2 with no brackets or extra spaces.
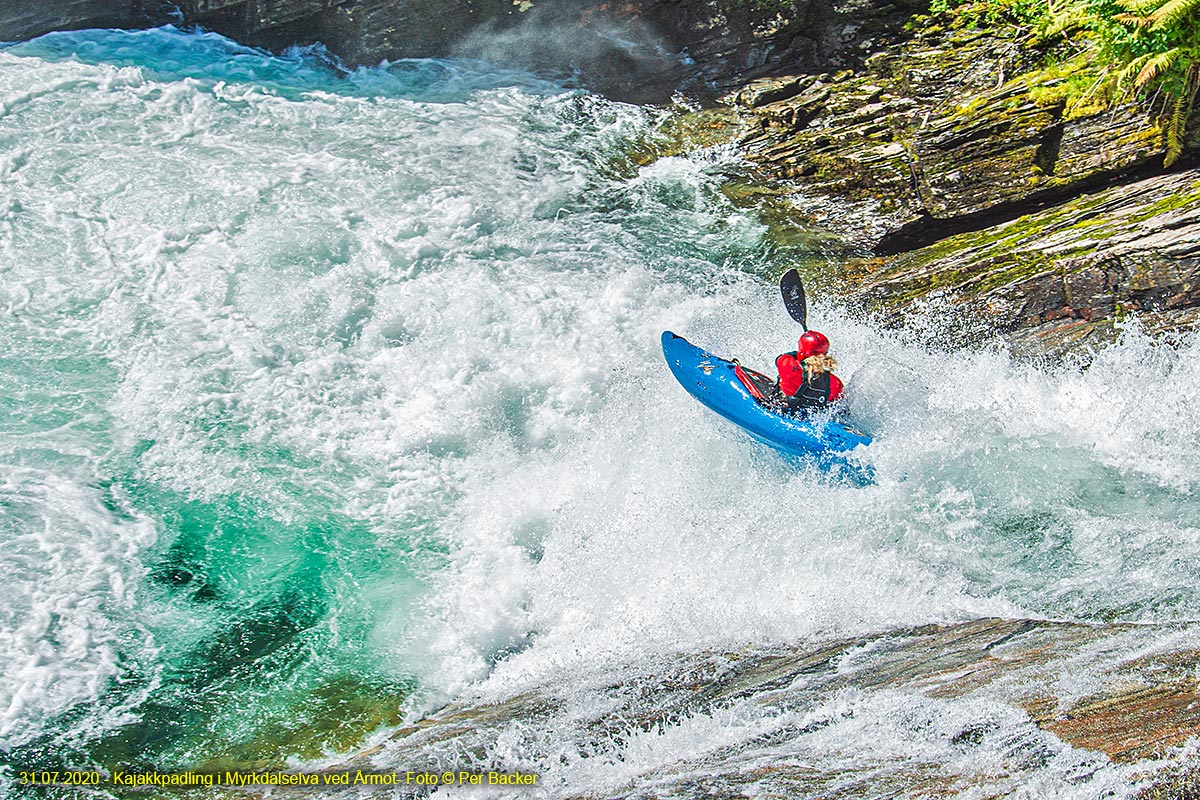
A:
1,25,1199,796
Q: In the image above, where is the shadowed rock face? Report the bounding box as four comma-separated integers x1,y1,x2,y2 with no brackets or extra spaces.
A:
0,0,928,104
0,0,146,41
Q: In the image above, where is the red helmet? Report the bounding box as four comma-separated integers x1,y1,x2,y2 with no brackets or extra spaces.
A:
797,330,830,359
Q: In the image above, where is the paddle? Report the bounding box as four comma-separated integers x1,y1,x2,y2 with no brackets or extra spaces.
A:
780,268,808,329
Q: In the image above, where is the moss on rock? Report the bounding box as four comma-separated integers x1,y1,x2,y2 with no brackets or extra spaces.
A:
841,167,1200,355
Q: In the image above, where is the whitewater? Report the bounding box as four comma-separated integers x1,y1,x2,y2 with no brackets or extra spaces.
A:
0,25,1198,798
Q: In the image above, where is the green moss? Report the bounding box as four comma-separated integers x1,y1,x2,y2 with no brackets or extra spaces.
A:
1029,54,1119,118
878,250,1058,305
1125,185,1200,222
860,185,1146,307
956,95,991,115
906,213,1051,267
949,50,1112,120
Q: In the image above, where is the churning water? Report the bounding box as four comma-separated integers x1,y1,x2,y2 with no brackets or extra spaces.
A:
0,25,1198,797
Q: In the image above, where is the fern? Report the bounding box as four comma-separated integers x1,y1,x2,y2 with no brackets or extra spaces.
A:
1103,0,1199,164
1039,5,1096,37
1113,11,1155,26
1150,0,1200,30
1115,0,1164,11
941,0,1199,165
1135,48,1183,88
1115,52,1156,93
1165,94,1186,164
1164,63,1199,165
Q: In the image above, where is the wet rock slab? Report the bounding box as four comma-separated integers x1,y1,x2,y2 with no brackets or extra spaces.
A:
274,618,1200,798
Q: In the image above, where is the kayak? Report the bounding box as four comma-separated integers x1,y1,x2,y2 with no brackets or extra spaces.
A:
661,331,872,479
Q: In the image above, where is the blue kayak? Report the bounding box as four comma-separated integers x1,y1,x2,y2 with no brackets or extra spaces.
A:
661,331,872,478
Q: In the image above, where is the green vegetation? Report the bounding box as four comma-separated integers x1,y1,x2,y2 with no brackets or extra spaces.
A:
931,0,1199,164
928,0,1045,27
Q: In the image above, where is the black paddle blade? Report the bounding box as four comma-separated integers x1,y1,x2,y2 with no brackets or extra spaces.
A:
780,269,808,329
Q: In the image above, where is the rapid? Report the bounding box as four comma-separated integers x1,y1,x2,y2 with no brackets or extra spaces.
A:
0,25,1198,797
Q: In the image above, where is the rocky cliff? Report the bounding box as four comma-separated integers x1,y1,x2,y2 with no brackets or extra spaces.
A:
840,165,1200,354
703,21,1200,355
730,25,1172,251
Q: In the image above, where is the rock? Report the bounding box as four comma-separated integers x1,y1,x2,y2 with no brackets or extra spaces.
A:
0,0,931,105
914,97,1064,217
735,26,1170,253
1054,103,1164,181
841,167,1200,355
0,0,142,42
675,18,1200,355
1032,681,1200,763
268,618,1200,799
1140,766,1200,800
734,74,817,108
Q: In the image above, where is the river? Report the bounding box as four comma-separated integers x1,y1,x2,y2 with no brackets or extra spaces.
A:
1,25,1198,797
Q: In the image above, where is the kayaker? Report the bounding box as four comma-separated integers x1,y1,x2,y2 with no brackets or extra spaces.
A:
776,330,842,412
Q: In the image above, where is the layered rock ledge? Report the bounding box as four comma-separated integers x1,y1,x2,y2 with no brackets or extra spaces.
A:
700,21,1200,354
840,166,1200,354
730,26,1173,251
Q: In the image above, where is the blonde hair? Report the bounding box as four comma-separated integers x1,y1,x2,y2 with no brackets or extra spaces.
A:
803,353,837,379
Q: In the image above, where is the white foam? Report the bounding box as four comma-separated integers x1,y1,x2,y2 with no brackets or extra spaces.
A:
0,468,157,749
